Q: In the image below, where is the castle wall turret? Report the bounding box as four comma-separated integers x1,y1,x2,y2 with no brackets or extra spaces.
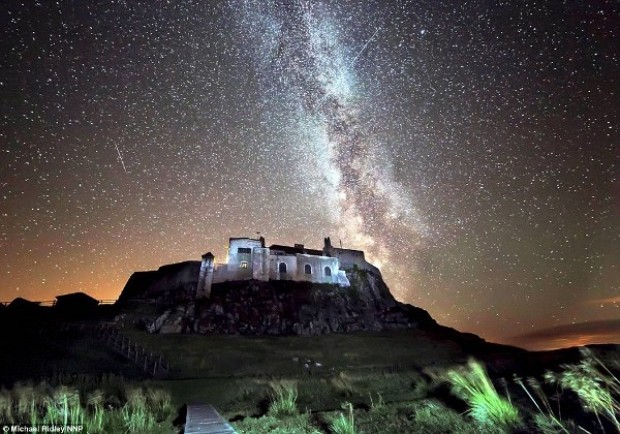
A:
197,252,214,298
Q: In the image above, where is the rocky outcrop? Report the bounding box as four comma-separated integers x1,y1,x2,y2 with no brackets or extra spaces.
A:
143,268,437,336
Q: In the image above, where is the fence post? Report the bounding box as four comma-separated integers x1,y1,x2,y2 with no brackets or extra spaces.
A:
93,326,169,378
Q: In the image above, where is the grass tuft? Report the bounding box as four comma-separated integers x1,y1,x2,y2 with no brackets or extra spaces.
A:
268,380,298,418
121,387,154,431
146,387,173,422
329,402,355,434
436,359,521,430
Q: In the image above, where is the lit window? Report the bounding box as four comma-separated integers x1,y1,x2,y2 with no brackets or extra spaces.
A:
305,264,312,274
324,266,332,276
240,261,248,269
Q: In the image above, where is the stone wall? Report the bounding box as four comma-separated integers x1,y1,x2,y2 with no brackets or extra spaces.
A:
212,263,249,283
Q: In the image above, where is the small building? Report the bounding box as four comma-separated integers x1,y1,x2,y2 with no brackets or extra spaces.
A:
196,236,357,298
54,292,99,311
8,297,41,309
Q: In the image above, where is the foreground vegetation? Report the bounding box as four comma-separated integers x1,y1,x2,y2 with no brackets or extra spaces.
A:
233,348,620,434
0,374,173,433
1,320,618,433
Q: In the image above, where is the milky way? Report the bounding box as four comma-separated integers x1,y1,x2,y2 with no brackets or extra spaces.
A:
1,0,618,349
238,0,427,281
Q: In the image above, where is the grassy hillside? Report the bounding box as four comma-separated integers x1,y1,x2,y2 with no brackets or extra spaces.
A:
1,307,618,433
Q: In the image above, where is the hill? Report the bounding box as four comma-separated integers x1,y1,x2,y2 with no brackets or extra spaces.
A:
115,258,516,358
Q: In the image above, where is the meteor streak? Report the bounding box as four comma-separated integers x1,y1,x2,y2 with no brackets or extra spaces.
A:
348,27,380,69
114,143,128,174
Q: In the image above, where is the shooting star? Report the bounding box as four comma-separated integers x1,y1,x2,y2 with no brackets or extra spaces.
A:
114,144,128,174
314,26,381,111
348,27,380,69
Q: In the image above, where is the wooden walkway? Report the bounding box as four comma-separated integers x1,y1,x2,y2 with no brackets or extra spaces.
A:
185,404,237,434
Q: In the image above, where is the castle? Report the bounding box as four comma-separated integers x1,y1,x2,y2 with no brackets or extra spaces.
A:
196,236,377,298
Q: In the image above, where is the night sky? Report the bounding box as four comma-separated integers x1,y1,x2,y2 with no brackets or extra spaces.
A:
1,0,618,350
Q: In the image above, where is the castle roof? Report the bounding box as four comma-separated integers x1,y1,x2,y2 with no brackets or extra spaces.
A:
269,244,323,256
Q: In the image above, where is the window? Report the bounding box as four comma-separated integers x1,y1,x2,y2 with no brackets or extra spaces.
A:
305,264,312,274
324,266,332,277
238,247,252,254
278,262,287,273
240,261,248,269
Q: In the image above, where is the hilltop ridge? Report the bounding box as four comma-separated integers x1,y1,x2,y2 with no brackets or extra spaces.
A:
116,257,513,359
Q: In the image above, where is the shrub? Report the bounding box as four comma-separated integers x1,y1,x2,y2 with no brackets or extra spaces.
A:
268,380,298,418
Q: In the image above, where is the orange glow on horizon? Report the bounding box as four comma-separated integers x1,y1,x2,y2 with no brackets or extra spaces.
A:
507,333,620,351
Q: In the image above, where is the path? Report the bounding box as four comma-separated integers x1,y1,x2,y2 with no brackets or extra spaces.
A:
185,404,237,434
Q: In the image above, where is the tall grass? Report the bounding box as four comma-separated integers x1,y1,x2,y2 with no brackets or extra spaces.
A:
122,387,153,431
544,348,620,432
43,386,84,426
0,380,172,433
329,402,356,434
268,380,298,418
146,386,173,421
86,390,105,433
0,387,13,422
436,359,521,430
330,372,356,397
368,391,384,410
514,376,572,434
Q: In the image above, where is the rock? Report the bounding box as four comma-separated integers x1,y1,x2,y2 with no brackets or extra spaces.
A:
135,268,438,337
147,310,170,333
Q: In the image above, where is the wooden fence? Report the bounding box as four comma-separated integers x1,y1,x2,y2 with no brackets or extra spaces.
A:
0,299,117,307
96,325,170,378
